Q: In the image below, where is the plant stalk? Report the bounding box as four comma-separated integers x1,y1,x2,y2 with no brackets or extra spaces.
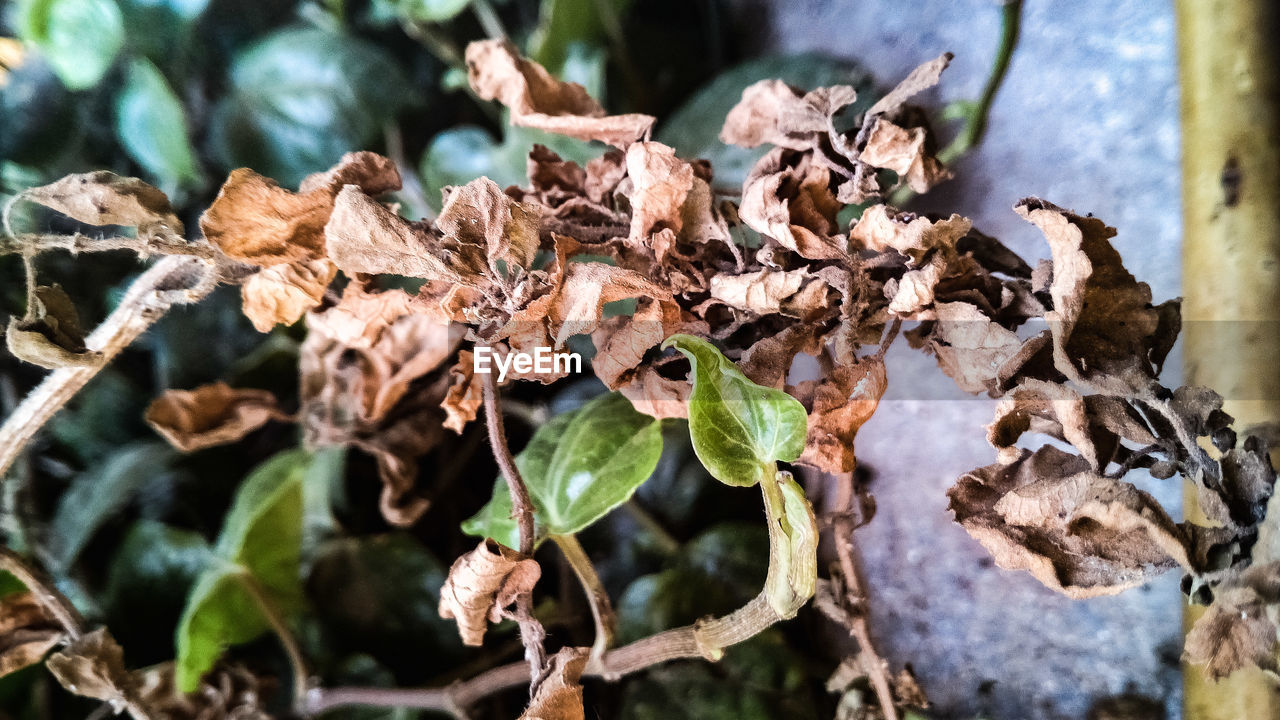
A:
1177,0,1280,716
551,533,616,665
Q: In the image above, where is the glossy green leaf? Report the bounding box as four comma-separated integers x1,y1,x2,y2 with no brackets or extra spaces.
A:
175,449,308,692
115,58,201,189
16,0,125,90
210,28,410,187
658,54,874,187
49,442,176,570
463,393,663,545
662,334,807,487
527,0,626,77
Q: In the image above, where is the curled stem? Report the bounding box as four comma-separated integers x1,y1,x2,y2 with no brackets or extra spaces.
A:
551,533,617,665
0,256,221,479
238,572,309,710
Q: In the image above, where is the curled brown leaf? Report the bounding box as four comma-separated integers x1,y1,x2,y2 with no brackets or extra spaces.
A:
438,540,541,646
145,382,282,453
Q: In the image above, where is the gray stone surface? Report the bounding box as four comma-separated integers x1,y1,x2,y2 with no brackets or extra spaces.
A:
737,1,1185,718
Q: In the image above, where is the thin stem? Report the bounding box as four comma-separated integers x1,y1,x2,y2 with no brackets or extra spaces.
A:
551,534,616,664
481,367,548,691
0,545,85,639
888,0,1023,206
830,471,898,720
0,256,220,479
238,571,309,710
622,500,680,555
937,0,1023,165
0,233,222,261
307,477,813,713
471,0,507,40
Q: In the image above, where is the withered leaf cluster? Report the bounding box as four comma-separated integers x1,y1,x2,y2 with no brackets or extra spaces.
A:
72,41,1266,682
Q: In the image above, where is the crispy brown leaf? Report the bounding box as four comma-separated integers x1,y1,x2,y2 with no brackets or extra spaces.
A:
720,80,857,150
441,350,483,434
466,39,654,147
145,382,282,453
791,357,887,473
1185,587,1278,680
0,593,63,679
240,258,337,333
950,446,1192,598
22,171,183,235
858,118,951,194
5,285,102,369
438,540,541,646
519,647,589,720
45,628,135,708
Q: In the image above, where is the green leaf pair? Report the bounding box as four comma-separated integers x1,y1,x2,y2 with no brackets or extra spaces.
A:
175,449,323,693
463,392,663,548
663,334,815,619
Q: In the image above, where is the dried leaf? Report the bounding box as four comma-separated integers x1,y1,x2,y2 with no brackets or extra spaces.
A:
1185,586,1278,680
720,80,856,150
146,382,282,452
858,117,951,193
740,149,846,261
438,540,541,646
240,258,337,333
0,593,63,678
849,204,970,264
626,142,695,242
325,185,479,283
442,350,483,434
136,662,269,720
5,285,102,369
917,301,1025,394
790,357,887,473
46,628,135,708
466,39,654,147
866,53,952,117
437,177,542,273
950,446,1192,598
22,171,183,235
1015,198,1178,391
709,269,809,315
202,153,400,265
519,647,589,720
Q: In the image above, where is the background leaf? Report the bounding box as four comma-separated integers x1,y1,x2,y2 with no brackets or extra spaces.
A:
209,27,410,187
114,58,202,190
16,0,125,90
662,334,807,487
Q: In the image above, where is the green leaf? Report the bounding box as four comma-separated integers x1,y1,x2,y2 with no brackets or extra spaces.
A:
49,442,176,570
661,334,807,487
527,0,629,75
463,393,663,544
658,54,874,188
210,27,410,187
175,449,308,692
16,0,124,90
114,58,202,189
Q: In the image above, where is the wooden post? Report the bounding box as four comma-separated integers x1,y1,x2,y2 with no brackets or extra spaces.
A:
1178,0,1280,717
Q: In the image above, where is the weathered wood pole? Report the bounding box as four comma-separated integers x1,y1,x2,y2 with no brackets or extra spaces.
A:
1178,0,1280,717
